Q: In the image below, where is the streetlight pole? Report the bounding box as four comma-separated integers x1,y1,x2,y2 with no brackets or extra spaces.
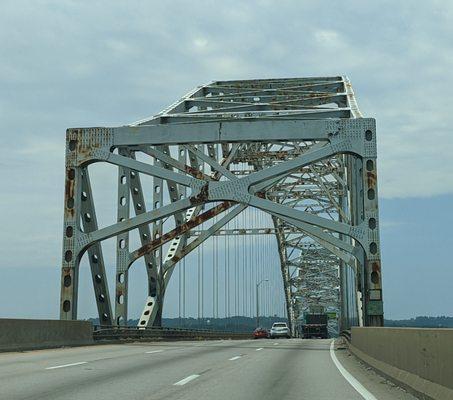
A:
256,279,268,328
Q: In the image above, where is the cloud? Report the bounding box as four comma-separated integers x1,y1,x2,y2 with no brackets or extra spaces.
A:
314,29,342,47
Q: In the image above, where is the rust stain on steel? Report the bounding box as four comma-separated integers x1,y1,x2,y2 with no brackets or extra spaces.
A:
134,201,234,259
367,171,377,188
189,183,209,205
184,164,208,180
61,267,72,293
371,261,381,273
64,169,75,218
171,254,182,263
68,128,106,161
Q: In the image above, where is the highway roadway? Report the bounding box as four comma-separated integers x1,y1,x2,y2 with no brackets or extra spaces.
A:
0,339,417,400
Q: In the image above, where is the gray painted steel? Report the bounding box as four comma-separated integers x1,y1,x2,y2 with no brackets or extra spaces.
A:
59,77,384,331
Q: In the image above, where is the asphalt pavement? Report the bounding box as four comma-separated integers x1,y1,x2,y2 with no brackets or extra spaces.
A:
0,339,418,400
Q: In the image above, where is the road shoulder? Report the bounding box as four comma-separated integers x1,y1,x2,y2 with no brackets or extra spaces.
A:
333,339,419,400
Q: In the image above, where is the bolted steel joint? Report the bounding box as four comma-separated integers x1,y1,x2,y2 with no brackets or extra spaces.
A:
208,178,252,203
66,127,114,166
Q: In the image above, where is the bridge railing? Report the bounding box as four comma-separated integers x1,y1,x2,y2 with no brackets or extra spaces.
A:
93,325,251,341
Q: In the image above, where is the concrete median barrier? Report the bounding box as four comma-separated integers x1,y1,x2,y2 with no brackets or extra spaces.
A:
349,327,453,400
0,318,93,352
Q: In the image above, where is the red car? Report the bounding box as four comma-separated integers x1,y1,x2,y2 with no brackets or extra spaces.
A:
253,327,269,339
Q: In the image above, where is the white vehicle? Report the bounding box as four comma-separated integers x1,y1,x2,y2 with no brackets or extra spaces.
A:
269,322,291,338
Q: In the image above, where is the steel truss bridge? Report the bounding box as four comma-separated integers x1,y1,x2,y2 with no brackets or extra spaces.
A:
60,76,383,334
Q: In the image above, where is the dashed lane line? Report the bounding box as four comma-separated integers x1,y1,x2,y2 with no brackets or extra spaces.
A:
45,362,87,370
228,355,242,361
173,374,200,386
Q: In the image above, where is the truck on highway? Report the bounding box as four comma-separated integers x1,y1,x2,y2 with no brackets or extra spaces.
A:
301,305,329,339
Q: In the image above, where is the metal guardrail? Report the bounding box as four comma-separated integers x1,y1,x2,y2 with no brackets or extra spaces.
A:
93,325,251,341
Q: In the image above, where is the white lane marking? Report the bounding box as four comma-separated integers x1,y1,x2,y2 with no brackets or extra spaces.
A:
329,340,378,400
273,342,279,345
145,350,164,354
256,348,263,351
173,374,200,386
46,361,87,370
229,355,242,361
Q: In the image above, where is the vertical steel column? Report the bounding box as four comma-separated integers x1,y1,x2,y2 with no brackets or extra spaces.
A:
273,217,295,335
60,130,83,320
348,153,365,326
151,147,164,326
115,148,131,325
80,168,113,325
177,144,188,311
128,152,158,328
158,145,185,321
338,160,348,332
361,124,384,326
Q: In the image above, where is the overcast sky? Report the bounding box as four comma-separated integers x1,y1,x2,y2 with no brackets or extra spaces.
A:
1,0,452,321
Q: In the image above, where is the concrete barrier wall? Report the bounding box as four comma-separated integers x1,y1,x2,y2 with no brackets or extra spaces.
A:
351,327,453,400
0,319,93,352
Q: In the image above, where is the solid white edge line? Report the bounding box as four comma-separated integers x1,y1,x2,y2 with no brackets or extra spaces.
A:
145,350,164,354
329,340,378,400
229,355,242,361
256,348,263,351
45,361,87,370
173,374,200,386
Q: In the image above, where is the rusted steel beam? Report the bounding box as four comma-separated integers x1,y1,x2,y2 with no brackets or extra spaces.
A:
129,201,234,263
